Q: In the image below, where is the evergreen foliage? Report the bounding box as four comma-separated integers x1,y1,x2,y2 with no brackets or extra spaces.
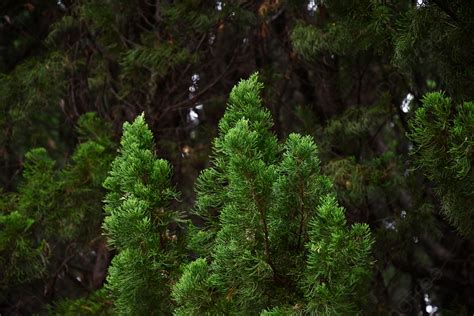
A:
0,113,115,314
172,74,374,315
102,114,185,315
49,288,113,316
290,2,474,312
0,208,46,301
408,92,474,236
303,196,373,315
291,0,474,99
0,52,67,189
1,0,474,313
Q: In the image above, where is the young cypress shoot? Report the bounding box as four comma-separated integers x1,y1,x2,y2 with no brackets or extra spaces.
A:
173,74,374,314
190,74,278,258
102,113,184,315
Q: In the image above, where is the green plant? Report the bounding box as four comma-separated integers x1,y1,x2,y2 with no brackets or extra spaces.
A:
102,114,185,315
172,74,374,315
0,112,116,314
408,92,474,236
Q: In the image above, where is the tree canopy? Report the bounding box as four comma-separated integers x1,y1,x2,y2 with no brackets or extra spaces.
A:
0,0,473,315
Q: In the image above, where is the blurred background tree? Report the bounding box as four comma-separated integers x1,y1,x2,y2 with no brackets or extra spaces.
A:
0,113,115,314
0,0,473,314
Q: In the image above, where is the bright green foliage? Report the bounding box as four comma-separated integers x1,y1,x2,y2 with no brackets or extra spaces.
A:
102,114,184,315
0,112,115,313
173,74,374,315
303,196,373,315
192,75,278,254
172,258,221,315
408,92,474,236
288,3,474,311
271,134,332,261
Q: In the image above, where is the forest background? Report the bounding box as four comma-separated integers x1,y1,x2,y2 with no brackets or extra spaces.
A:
0,0,473,315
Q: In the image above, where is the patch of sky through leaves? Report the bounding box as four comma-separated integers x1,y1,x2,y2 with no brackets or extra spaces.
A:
401,93,414,113
187,74,201,126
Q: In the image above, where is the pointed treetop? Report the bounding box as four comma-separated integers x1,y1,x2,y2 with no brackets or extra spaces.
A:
219,73,273,136
120,112,154,152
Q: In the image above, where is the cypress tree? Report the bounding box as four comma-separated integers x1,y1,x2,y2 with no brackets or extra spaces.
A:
102,114,185,315
172,74,374,314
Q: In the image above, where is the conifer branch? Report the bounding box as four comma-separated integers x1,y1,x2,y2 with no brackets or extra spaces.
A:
431,0,459,22
296,179,306,250
173,74,374,314
252,188,274,274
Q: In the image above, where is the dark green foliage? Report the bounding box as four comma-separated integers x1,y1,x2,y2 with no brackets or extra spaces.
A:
173,74,374,315
50,288,113,316
0,52,68,189
15,113,115,242
0,209,46,301
102,114,185,315
408,92,474,236
0,112,115,314
393,2,474,99
292,0,474,99
289,2,474,312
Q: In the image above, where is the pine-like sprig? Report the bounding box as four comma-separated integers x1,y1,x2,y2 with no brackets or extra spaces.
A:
173,74,374,314
103,113,184,315
408,92,474,236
